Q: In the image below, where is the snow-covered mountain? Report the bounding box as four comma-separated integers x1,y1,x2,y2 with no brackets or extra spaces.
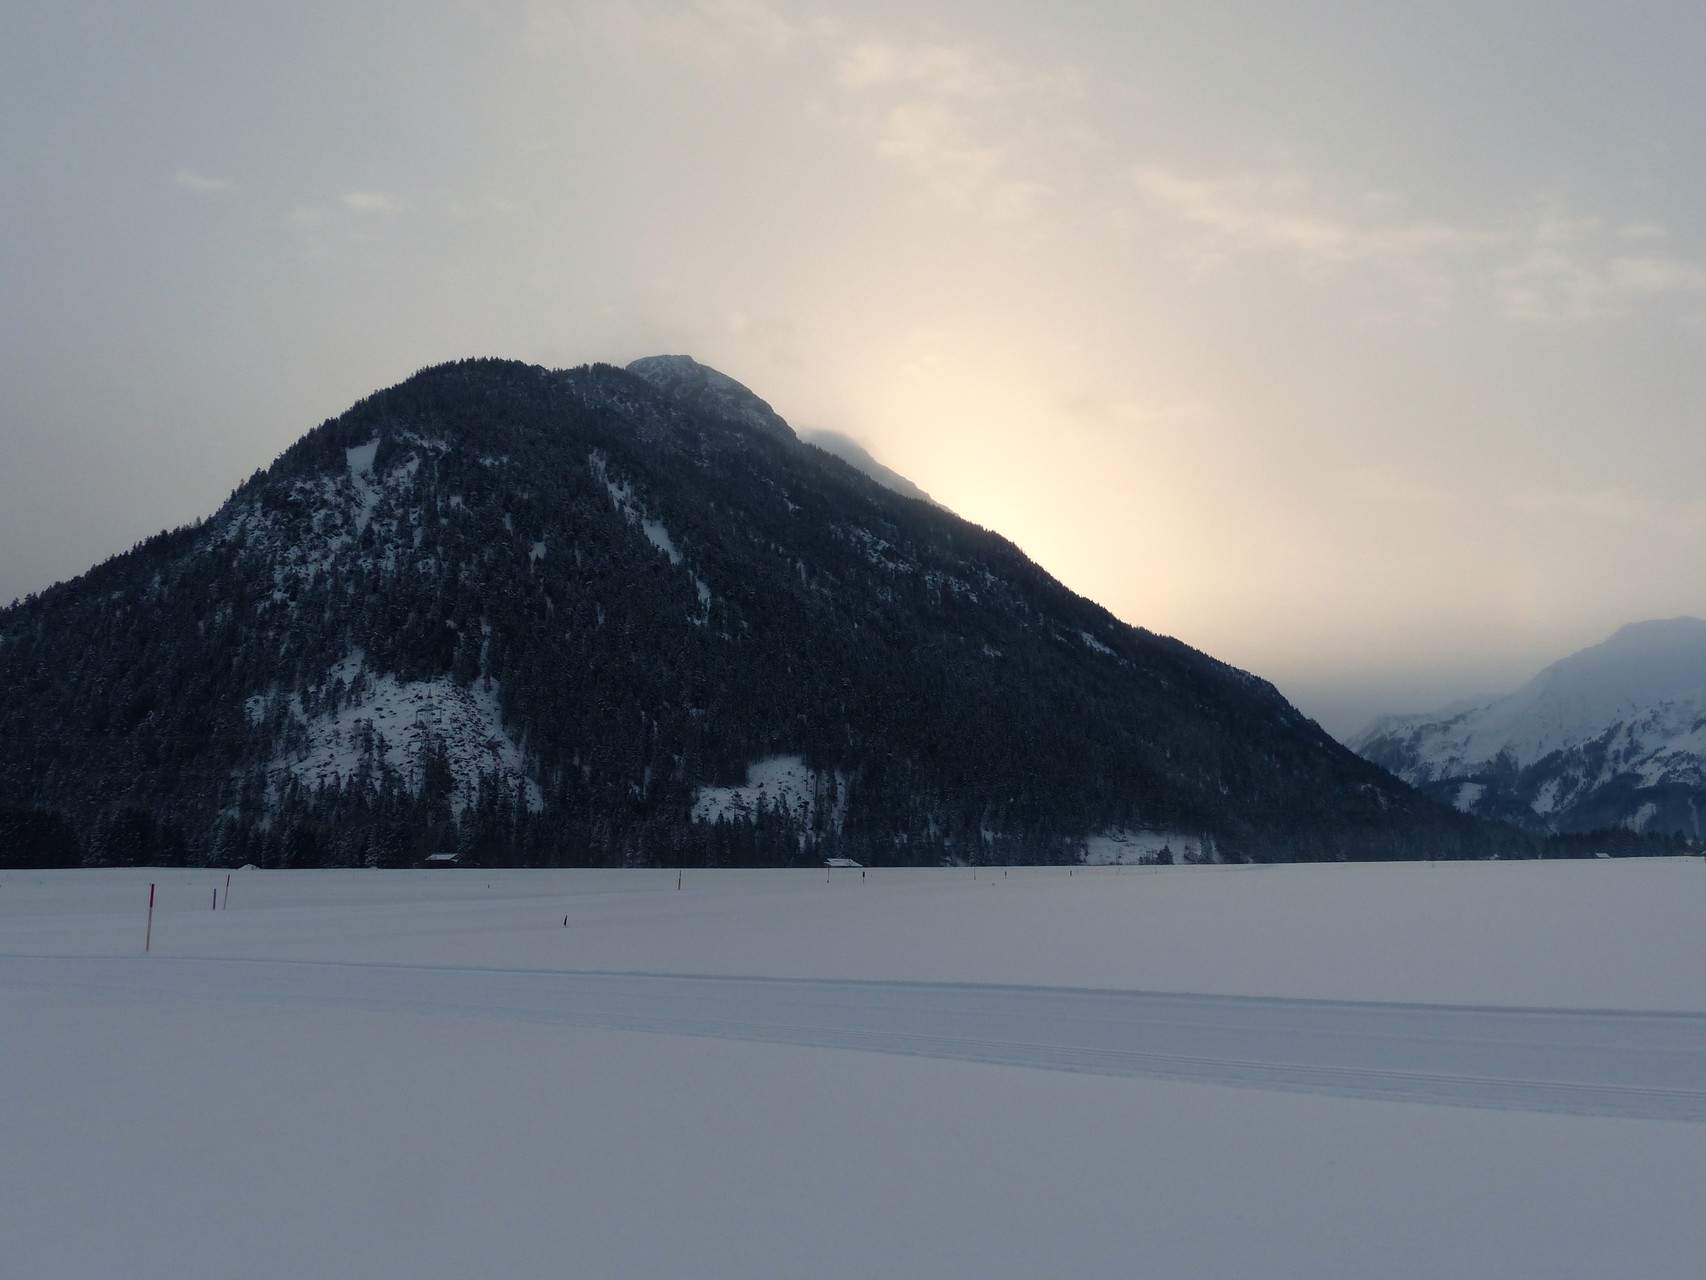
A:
1352,618,1706,836
1,355,1508,868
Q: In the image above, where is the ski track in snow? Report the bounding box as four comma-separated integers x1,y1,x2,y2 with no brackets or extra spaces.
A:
8,958,1703,1123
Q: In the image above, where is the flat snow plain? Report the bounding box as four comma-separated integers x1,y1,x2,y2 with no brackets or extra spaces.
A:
4,860,1705,1278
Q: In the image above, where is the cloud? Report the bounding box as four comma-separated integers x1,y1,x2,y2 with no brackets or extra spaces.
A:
698,0,803,52
869,99,1007,211
1130,163,1502,311
1335,463,1706,544
823,34,1088,226
340,191,399,213
1129,164,1706,325
447,194,520,220
536,0,807,63
173,169,235,194
1610,256,1706,294
281,197,399,259
1342,466,1459,510
835,37,1044,100
562,1,1083,226
1061,388,1212,430
574,1,1706,323
1503,483,1706,535
1496,212,1706,323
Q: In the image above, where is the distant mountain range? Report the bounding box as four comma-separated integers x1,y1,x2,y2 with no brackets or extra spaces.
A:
0,355,1508,868
1352,617,1706,838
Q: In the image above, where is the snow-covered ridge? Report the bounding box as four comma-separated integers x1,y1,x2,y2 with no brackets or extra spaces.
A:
1354,617,1706,834
262,654,542,815
1079,630,1116,658
1363,618,1706,777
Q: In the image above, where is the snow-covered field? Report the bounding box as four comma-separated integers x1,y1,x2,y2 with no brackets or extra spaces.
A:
4,860,1705,1278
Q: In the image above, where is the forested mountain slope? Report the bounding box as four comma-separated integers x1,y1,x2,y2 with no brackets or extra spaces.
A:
0,356,1508,867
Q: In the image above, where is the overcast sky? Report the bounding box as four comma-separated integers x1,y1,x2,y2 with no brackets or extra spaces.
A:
4,1,1705,734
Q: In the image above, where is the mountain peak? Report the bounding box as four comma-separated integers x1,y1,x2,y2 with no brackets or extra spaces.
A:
0,356,1506,867
626,355,795,441
1599,615,1706,654
1522,616,1706,721
1354,617,1706,836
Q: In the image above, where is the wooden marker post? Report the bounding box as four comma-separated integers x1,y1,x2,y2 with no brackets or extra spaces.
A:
145,883,155,953
224,872,231,908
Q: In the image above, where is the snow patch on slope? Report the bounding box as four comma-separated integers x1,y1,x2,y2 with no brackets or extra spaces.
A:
589,450,710,615
589,451,682,564
345,439,381,533
345,440,379,476
837,525,916,574
642,518,681,564
691,755,846,834
267,656,542,815
223,436,426,588
1079,630,1116,657
1083,828,1215,865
